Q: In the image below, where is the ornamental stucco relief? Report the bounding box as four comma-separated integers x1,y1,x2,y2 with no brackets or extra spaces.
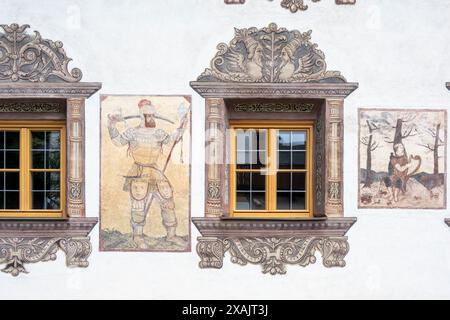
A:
0,24,82,83
224,0,356,13
198,23,346,83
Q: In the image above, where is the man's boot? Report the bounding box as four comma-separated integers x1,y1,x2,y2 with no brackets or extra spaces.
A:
132,225,149,249
166,226,187,247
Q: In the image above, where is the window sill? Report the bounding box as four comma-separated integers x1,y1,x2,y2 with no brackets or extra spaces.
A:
193,216,355,237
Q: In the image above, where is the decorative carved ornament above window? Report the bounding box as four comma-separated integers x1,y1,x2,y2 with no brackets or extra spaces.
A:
233,102,315,113
0,24,82,83
0,23,100,277
224,0,356,13
197,23,346,84
0,101,64,113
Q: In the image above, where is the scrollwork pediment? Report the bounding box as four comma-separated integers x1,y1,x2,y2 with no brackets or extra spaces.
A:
198,23,346,84
0,23,82,83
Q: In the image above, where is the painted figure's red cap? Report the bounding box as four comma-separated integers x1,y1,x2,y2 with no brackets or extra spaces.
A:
138,99,152,108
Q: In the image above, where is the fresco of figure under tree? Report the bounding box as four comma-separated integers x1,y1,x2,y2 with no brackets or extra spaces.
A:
100,96,191,252
359,109,447,209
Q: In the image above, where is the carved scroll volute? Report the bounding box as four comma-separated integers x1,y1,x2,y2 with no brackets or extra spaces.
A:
205,98,227,217
325,99,344,216
66,98,85,218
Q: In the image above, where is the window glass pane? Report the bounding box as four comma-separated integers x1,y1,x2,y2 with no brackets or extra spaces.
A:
236,192,250,210
0,172,4,191
32,191,45,209
292,172,306,191
32,131,60,169
46,132,60,150
278,131,291,150
5,151,19,169
32,151,45,169
277,172,291,191
251,192,265,210
278,151,291,169
0,131,3,147
236,151,250,169
292,131,307,151
0,151,3,168
5,172,19,191
236,131,251,151
292,192,306,210
237,129,266,151
47,151,60,169
31,172,45,191
46,172,60,191
5,132,19,149
255,130,266,151
252,172,266,191
32,132,45,149
236,172,250,191
0,192,3,209
292,151,306,170
277,192,290,210
251,150,266,169
5,191,19,209
46,192,60,210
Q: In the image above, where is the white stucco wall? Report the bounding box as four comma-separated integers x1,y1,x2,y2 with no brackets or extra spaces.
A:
1,0,450,300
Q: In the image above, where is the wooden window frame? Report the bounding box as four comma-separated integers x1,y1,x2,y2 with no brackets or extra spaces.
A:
230,120,314,218
0,120,66,218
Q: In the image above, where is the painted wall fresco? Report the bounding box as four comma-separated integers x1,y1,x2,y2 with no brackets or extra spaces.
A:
359,109,447,209
100,95,191,252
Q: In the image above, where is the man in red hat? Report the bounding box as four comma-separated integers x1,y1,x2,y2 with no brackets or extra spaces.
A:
108,99,186,249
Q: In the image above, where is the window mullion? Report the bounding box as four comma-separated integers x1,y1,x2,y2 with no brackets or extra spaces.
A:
268,129,277,212
19,128,27,211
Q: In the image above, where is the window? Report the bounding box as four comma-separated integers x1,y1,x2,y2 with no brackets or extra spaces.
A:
0,121,66,218
230,121,313,218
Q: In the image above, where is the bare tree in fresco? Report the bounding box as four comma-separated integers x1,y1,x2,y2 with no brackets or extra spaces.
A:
360,120,379,188
418,123,444,174
384,115,418,148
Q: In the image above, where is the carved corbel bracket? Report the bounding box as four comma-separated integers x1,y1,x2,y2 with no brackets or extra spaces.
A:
197,236,349,275
194,217,355,274
0,219,97,277
224,0,356,13
0,237,92,277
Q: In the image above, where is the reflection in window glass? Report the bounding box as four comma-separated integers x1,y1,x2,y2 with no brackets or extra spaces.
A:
32,131,61,169
276,130,308,211
31,131,62,210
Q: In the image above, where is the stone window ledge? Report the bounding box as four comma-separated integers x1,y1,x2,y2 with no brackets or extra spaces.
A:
194,217,356,275
0,218,97,277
